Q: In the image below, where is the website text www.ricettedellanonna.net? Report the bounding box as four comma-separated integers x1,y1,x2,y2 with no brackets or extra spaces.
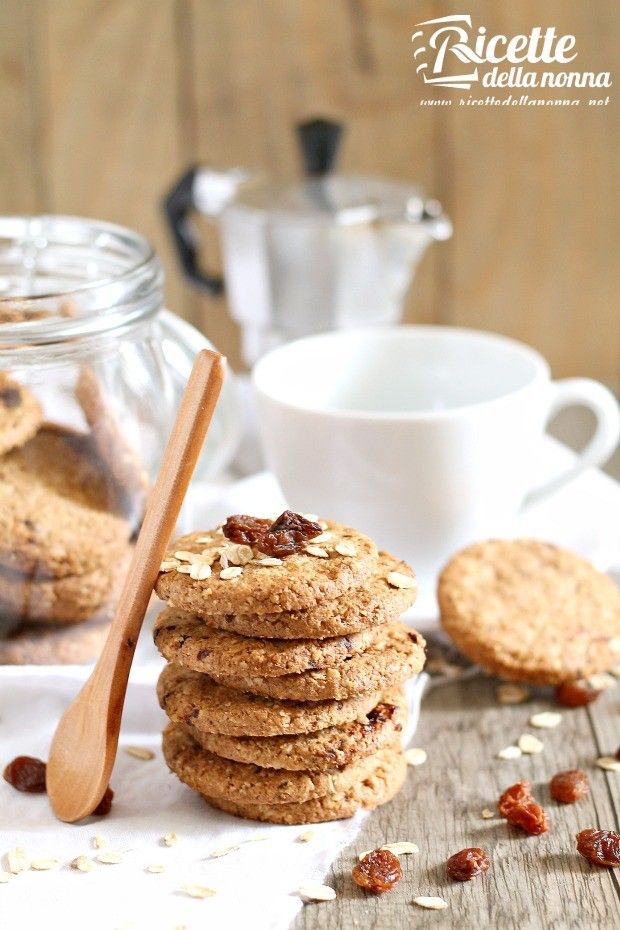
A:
421,94,610,107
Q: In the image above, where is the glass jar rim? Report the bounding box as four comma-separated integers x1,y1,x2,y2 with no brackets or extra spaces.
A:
0,215,163,349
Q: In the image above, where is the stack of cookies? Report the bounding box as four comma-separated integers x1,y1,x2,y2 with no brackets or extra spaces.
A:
154,511,426,824
0,372,137,664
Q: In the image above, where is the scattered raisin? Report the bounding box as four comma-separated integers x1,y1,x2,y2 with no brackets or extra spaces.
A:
447,847,491,881
498,781,549,835
555,681,600,708
550,770,589,804
505,799,549,835
0,387,21,408
616,746,620,761
498,781,531,817
93,785,114,816
351,849,402,894
3,756,47,793
223,515,271,546
576,828,620,867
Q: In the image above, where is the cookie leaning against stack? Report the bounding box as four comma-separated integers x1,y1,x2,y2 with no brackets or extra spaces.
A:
154,511,425,824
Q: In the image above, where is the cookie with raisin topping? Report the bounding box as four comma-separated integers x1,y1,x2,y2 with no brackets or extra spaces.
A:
155,519,378,615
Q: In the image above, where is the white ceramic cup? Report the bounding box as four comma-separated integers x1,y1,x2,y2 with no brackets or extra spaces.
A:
253,326,620,589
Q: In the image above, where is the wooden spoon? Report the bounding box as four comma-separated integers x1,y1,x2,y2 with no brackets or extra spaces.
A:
46,349,225,822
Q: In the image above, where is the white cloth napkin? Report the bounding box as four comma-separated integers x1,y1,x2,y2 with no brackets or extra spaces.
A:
0,662,425,930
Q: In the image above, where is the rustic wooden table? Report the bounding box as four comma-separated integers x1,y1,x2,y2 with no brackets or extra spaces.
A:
294,666,620,930
295,421,620,930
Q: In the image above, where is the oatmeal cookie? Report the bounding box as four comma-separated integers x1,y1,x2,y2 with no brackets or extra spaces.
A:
439,539,620,685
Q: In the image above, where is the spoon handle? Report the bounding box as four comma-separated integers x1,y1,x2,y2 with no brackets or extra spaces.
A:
98,349,225,686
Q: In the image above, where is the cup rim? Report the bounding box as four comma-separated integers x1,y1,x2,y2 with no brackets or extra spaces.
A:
252,325,551,421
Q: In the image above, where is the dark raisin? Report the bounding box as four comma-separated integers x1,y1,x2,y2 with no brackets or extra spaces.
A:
366,703,397,729
223,515,271,546
555,681,600,708
447,847,491,881
498,781,549,835
93,785,114,816
351,849,402,893
550,770,589,804
616,746,620,761
258,510,322,558
498,781,531,817
0,387,22,409
576,828,620,867
3,755,47,793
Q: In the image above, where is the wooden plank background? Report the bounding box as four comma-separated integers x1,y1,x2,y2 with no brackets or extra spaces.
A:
0,0,618,384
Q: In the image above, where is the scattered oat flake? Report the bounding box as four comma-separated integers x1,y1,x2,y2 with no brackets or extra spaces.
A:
181,883,216,899
160,560,179,572
96,851,124,864
386,571,415,589
414,896,448,910
297,882,336,902
145,863,165,873
71,856,93,872
220,566,243,580
7,848,29,874
496,683,530,705
481,808,494,819
530,712,562,729
381,841,419,856
195,535,213,544
93,835,108,849
497,745,522,760
174,550,197,562
596,756,620,772
335,541,357,557
405,747,427,766
0,871,10,883
297,830,315,843
163,832,178,847
124,746,155,760
305,545,329,558
254,557,282,566
208,845,239,858
31,858,58,871
587,672,616,691
518,733,544,755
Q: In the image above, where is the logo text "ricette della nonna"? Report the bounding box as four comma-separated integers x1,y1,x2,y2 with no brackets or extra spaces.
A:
411,15,612,91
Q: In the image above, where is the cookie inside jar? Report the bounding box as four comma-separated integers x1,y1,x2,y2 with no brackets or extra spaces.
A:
0,215,239,663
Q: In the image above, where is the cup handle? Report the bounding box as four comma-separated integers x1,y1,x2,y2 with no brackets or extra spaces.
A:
523,378,620,510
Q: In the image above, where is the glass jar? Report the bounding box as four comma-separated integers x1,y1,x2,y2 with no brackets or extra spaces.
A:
0,215,240,663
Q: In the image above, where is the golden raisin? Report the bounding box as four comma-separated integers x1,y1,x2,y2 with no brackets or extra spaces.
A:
550,770,589,804
447,847,491,881
352,849,402,894
576,829,620,867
